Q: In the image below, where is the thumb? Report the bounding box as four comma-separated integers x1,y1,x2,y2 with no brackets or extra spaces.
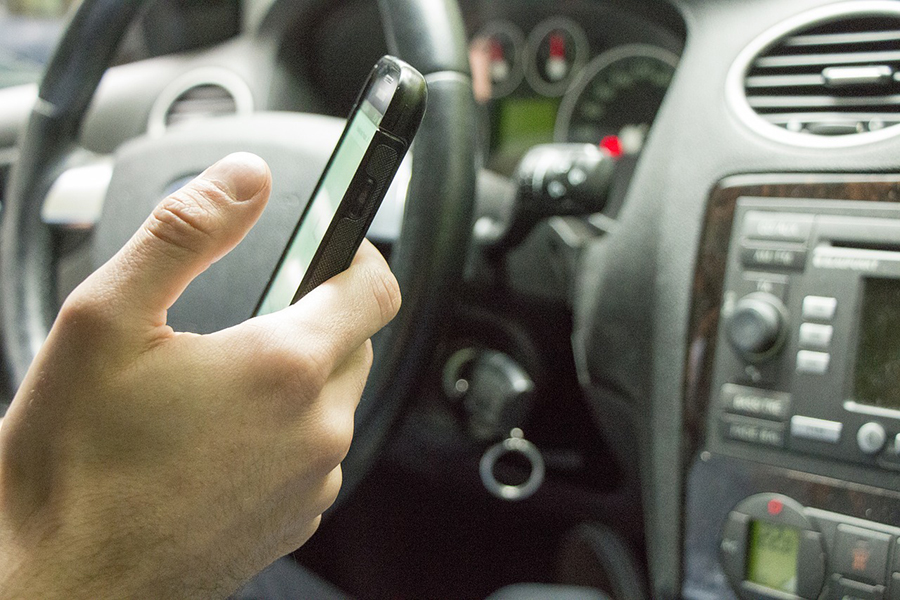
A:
86,152,271,328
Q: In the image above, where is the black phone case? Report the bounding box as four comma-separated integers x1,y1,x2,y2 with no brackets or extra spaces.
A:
295,132,405,296
254,56,426,313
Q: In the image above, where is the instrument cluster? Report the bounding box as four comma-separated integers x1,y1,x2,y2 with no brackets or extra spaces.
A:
466,6,682,176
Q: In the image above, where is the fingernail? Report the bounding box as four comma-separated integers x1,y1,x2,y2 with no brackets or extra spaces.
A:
200,152,270,202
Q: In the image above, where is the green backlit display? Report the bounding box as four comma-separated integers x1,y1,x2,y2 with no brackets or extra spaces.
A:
745,520,800,594
489,97,560,174
498,97,559,144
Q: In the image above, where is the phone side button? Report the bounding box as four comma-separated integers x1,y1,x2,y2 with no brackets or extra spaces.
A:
350,177,378,219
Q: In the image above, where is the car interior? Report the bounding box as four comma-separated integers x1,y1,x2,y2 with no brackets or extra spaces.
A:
2,0,900,599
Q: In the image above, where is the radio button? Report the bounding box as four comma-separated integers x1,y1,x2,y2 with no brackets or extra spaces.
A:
791,415,842,444
802,296,838,321
858,422,888,455
833,524,891,586
721,383,790,420
797,350,831,374
799,323,835,350
726,293,788,361
721,415,786,448
743,211,814,244
740,242,808,271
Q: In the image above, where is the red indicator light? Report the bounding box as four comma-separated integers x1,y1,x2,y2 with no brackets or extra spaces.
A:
767,499,784,516
549,33,566,59
490,39,504,62
599,135,623,158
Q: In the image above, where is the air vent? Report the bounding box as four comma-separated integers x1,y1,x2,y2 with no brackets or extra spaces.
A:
164,84,238,128
728,2,900,147
148,68,254,137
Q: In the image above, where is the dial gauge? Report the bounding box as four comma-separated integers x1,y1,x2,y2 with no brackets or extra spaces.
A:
525,17,589,97
470,21,526,100
555,45,678,156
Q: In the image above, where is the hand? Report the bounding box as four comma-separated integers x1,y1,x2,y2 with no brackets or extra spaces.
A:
0,153,400,599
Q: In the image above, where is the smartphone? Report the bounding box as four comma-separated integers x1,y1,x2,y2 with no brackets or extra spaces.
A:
254,56,427,316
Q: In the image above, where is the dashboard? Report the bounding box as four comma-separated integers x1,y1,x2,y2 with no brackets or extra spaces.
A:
302,0,683,182
4,0,900,599
462,1,682,176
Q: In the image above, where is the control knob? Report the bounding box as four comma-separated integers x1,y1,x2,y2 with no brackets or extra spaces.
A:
726,292,787,361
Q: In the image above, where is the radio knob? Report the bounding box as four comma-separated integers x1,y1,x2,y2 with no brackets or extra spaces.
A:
726,293,787,361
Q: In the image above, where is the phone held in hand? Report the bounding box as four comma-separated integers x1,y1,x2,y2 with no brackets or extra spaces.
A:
254,56,427,316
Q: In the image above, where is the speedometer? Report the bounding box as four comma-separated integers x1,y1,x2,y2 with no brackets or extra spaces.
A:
555,45,678,156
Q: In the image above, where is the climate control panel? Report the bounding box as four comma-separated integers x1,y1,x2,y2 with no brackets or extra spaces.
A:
722,493,900,600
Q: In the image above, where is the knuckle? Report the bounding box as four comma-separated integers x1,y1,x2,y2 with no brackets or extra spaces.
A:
145,182,227,255
362,339,374,371
310,411,355,472
57,288,115,335
288,346,332,394
258,341,332,404
364,265,402,324
283,515,322,553
316,467,343,514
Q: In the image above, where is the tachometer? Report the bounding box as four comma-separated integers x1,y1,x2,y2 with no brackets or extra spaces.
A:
555,45,678,156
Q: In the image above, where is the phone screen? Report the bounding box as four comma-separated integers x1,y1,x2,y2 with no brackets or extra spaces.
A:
256,100,383,316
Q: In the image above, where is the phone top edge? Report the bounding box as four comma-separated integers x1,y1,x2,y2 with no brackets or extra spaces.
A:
371,56,427,140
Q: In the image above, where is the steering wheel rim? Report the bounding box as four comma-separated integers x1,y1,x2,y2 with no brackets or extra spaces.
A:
0,0,476,504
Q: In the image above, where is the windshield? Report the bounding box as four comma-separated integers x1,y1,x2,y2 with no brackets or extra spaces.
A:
0,0,73,89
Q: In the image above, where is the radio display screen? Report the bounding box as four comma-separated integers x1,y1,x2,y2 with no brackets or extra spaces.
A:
854,277,900,410
745,520,800,594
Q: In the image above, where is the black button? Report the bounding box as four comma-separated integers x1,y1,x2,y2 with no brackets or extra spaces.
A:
831,577,884,600
721,384,790,421
741,242,808,271
721,415,786,448
348,177,377,219
743,211,814,244
834,524,891,585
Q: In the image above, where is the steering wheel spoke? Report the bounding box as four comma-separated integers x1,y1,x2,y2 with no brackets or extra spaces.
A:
41,151,114,229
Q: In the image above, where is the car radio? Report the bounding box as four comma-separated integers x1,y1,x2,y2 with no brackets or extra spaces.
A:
709,198,900,470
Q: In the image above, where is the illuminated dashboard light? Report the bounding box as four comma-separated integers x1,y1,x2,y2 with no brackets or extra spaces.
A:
599,135,623,158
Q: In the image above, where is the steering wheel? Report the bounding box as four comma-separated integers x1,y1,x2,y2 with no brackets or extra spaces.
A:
0,0,476,505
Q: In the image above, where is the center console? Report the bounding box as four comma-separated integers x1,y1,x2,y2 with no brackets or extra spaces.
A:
682,175,900,600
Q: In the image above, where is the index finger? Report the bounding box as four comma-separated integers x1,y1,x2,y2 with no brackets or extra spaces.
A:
233,240,401,376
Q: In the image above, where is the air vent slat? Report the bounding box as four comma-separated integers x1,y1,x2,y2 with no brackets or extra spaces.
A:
755,50,900,69
168,99,238,115
762,112,900,125
737,6,900,141
164,83,239,129
745,74,826,88
748,94,900,109
785,30,900,47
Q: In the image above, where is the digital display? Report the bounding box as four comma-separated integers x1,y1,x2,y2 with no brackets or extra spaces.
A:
255,100,381,316
489,97,560,174
745,520,800,594
854,277,900,410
